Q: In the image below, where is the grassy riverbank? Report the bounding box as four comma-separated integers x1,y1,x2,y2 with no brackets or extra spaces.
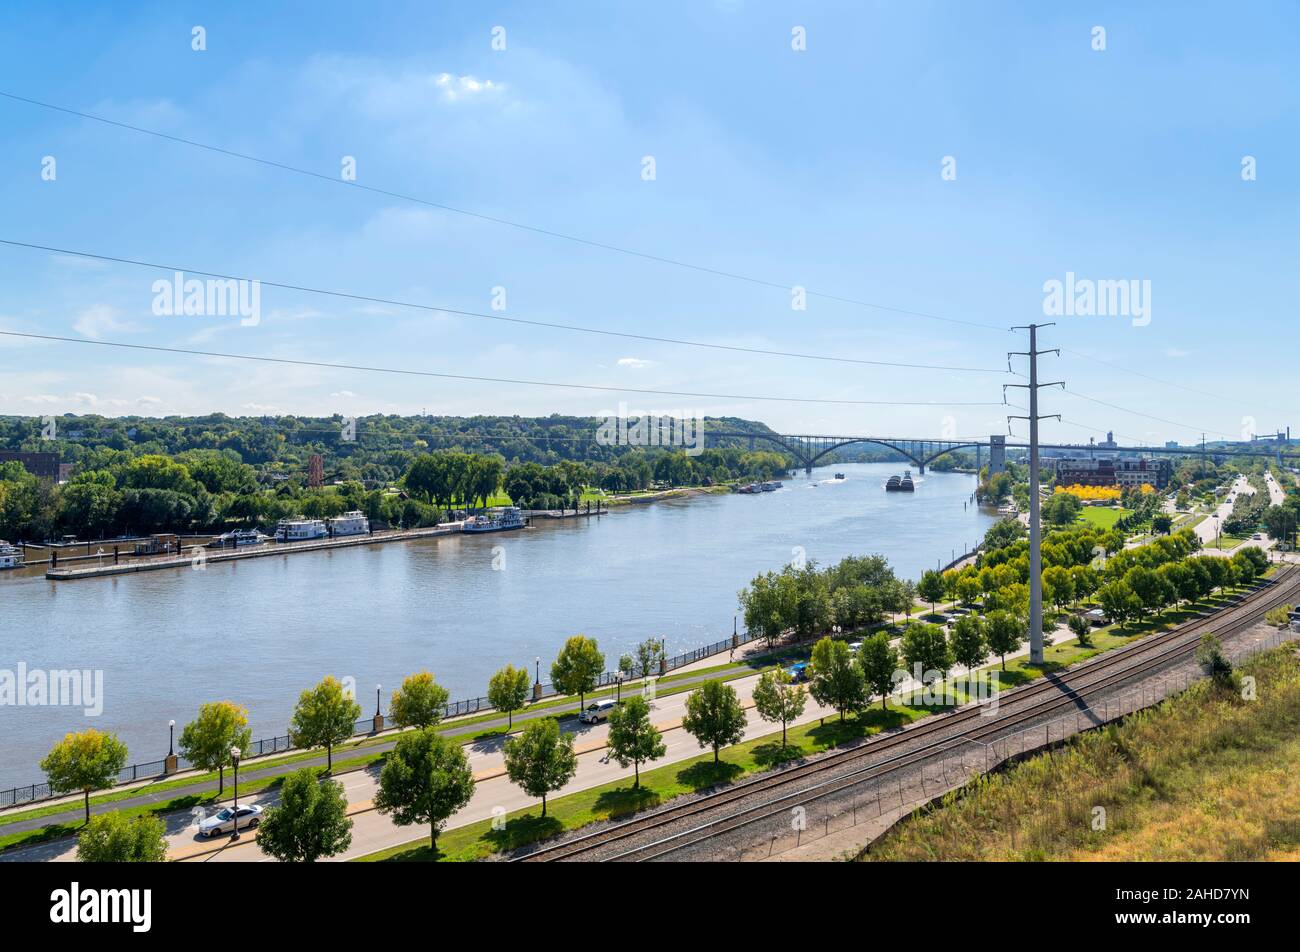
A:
864,643,1300,862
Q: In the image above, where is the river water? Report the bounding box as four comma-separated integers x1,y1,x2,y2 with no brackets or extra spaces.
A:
0,463,996,788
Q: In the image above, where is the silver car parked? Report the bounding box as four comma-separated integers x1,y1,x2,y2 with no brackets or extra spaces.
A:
198,804,263,838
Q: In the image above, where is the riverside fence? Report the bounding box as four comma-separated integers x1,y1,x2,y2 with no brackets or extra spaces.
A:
0,629,761,810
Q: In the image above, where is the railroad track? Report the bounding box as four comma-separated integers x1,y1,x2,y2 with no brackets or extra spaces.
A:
516,564,1299,863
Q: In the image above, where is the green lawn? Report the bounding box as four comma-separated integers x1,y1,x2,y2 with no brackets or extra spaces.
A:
1076,506,1132,530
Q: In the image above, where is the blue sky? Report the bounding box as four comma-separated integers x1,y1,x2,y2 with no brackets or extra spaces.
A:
0,0,1296,445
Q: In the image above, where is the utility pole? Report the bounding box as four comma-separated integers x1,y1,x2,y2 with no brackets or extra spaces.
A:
1007,323,1063,665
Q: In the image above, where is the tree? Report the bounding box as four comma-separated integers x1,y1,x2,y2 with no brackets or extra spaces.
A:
1125,566,1173,618
949,614,988,673
751,667,807,749
808,637,867,722
858,632,900,709
374,727,475,852
1097,580,1139,629
40,729,129,823
503,718,577,817
1067,612,1093,648
550,635,605,715
634,637,665,680
256,768,353,862
900,622,953,685
290,676,362,772
917,569,946,613
176,701,252,796
76,812,166,862
738,571,794,647
955,573,982,607
682,680,747,763
389,671,451,730
605,694,665,788
984,609,1023,670
487,665,531,728
1041,566,1076,611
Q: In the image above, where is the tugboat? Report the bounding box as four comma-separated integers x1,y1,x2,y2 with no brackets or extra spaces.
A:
462,506,526,534
900,469,916,492
833,472,846,480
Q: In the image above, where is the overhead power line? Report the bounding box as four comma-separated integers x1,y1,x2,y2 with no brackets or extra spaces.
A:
0,331,1005,409
0,238,1005,374
0,90,1006,333
0,91,1264,413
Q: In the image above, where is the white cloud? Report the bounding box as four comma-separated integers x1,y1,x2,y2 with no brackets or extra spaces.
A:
616,357,656,369
72,305,139,341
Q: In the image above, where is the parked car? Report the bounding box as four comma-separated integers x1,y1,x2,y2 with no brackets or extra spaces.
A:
198,804,263,838
847,642,863,653
785,662,810,683
1085,608,1108,627
578,697,618,724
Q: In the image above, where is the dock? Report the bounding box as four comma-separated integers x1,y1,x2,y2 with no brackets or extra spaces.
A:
44,524,464,581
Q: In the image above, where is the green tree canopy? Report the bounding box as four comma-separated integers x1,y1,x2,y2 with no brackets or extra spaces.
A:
290,676,362,771
75,811,166,862
550,635,605,714
390,671,450,730
177,700,253,795
502,717,577,817
256,768,353,862
374,727,475,852
751,667,807,749
606,694,665,788
681,680,747,763
40,729,129,823
487,665,532,728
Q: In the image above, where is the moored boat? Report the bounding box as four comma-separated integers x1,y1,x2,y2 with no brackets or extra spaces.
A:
274,518,328,543
759,480,783,492
328,511,371,537
462,506,526,534
0,540,24,569
209,528,268,548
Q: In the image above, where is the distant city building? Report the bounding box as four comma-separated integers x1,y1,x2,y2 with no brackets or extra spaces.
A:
1054,455,1172,490
0,450,61,480
1098,431,1119,449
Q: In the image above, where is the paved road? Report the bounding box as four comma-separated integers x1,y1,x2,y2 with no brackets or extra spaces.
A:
5,632,1051,863
0,657,757,838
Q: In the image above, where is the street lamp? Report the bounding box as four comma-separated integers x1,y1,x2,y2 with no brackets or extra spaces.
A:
168,719,175,757
229,746,242,841
535,656,541,688
615,671,625,702
375,684,382,718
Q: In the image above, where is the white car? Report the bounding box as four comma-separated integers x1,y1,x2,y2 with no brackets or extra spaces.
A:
848,641,863,653
578,698,618,724
198,804,263,838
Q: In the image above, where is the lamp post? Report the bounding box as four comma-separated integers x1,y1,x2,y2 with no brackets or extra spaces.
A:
229,746,242,840
375,684,382,718
615,671,625,703
164,719,178,774
533,655,542,701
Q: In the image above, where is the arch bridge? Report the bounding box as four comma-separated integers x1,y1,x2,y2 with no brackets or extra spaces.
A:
705,431,988,475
